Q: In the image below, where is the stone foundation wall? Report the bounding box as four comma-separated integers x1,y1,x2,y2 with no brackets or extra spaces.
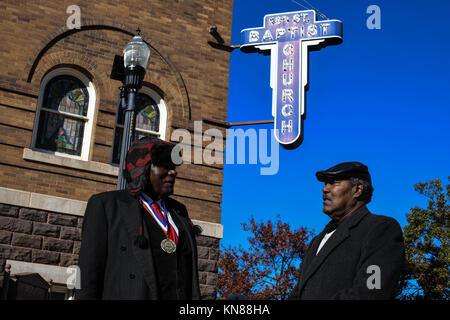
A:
0,202,219,300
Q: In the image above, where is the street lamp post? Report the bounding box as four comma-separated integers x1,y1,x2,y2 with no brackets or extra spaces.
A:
117,28,150,190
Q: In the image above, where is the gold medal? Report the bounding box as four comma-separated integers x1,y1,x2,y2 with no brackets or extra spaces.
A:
161,238,177,254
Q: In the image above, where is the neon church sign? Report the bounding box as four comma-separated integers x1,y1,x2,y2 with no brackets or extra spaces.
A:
241,10,343,149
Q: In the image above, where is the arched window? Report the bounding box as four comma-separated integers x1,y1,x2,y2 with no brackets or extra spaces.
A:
111,88,167,165
31,68,96,160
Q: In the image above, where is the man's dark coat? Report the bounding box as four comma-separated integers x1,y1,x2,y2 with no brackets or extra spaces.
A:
290,206,404,300
75,190,201,300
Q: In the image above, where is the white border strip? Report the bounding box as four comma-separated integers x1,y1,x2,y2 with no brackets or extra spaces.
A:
23,148,119,177
192,219,223,239
0,186,86,216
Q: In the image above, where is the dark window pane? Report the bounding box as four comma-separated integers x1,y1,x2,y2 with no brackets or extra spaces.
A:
35,111,84,156
135,94,159,132
117,93,159,131
43,75,89,116
112,92,160,165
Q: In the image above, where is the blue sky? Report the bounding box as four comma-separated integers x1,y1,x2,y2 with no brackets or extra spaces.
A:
220,0,450,248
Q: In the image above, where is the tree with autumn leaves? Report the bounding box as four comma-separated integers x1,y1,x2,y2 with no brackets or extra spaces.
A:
217,215,313,300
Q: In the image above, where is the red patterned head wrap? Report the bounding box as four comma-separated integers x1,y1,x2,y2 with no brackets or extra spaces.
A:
123,137,174,194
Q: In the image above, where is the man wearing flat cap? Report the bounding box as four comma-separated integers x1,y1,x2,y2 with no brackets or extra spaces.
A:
289,162,404,300
76,137,201,300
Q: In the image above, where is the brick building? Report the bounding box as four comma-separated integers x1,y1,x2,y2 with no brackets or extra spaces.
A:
0,0,232,299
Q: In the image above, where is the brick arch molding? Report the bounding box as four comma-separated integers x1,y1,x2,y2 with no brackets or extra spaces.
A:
24,23,191,120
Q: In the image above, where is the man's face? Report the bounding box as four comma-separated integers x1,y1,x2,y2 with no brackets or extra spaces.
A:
322,179,359,220
149,163,177,199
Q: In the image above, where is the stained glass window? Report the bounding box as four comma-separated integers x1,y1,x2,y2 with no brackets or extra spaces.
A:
111,92,161,165
35,75,89,156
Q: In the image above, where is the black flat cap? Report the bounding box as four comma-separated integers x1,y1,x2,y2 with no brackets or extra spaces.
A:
316,161,371,183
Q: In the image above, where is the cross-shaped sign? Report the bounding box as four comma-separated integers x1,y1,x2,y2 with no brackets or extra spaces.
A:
241,10,343,149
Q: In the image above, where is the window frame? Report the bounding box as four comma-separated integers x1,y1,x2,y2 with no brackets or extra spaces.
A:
111,86,167,165
31,68,96,161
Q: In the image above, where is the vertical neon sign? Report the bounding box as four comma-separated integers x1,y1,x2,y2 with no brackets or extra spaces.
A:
241,10,343,149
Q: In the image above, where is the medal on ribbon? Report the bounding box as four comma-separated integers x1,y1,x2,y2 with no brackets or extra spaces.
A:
140,194,179,254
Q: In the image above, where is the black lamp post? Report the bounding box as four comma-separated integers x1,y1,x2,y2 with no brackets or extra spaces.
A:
117,28,150,190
